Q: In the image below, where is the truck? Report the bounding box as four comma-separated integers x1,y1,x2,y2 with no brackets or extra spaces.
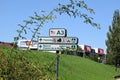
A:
93,48,104,55
17,40,38,50
79,44,91,52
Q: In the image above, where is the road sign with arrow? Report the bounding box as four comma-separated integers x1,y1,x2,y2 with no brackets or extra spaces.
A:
38,37,78,44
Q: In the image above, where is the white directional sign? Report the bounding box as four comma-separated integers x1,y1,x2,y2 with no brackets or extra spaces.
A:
38,44,77,51
49,28,67,37
38,37,78,44
37,28,78,51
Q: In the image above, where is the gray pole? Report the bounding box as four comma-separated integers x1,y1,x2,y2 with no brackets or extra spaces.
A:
56,50,59,80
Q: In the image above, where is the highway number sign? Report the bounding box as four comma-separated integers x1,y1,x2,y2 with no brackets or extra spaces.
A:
49,28,67,37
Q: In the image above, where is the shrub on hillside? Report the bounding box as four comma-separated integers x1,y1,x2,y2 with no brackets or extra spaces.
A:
0,48,54,80
89,53,99,62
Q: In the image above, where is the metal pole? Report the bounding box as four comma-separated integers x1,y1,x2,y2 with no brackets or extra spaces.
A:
56,50,59,80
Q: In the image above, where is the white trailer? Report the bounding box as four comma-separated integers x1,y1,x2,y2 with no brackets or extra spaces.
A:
79,44,91,52
17,40,38,50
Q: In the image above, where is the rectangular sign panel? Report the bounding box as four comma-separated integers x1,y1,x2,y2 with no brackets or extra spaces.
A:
49,28,67,37
38,37,78,44
38,44,77,51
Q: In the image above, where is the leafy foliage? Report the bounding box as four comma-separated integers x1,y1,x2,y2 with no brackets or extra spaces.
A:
89,53,99,62
0,47,55,80
16,11,56,41
55,0,100,27
16,0,100,41
106,9,120,65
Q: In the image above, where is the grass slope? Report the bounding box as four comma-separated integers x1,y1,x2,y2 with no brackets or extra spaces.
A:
59,55,120,80
0,47,120,80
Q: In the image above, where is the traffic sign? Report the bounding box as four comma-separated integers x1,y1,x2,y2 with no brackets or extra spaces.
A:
49,28,67,37
38,37,78,44
38,44,77,51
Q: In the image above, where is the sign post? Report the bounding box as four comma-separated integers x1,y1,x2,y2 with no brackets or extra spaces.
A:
38,28,78,80
56,50,59,80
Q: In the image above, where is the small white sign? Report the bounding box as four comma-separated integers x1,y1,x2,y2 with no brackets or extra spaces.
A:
38,44,77,51
49,28,67,37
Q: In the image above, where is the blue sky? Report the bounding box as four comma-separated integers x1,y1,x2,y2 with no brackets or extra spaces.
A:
0,0,120,52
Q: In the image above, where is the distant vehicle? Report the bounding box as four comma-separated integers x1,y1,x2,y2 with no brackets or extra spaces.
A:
79,45,91,56
79,45,91,52
78,45,105,57
17,40,38,50
91,49,95,53
93,48,104,55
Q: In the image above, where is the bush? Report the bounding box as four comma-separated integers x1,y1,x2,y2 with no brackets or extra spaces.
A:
106,53,114,65
89,53,99,62
0,48,54,80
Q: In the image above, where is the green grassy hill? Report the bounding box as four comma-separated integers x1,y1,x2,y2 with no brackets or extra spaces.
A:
0,47,120,80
